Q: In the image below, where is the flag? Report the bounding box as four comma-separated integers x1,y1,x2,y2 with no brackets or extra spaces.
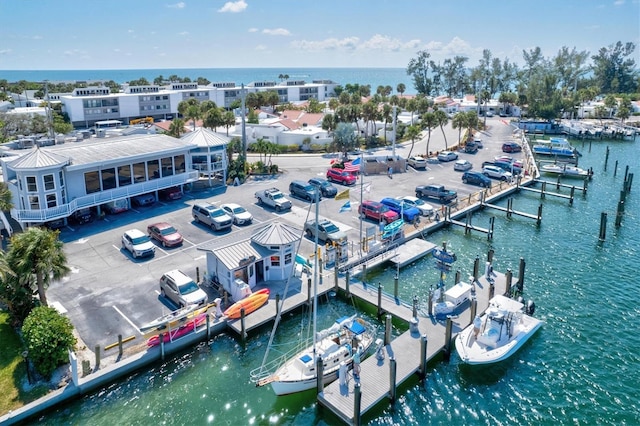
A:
351,157,361,166
343,161,360,172
363,182,372,193
335,189,350,200
339,201,352,213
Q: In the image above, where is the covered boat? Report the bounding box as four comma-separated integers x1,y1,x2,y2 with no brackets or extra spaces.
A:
532,137,577,157
455,294,542,365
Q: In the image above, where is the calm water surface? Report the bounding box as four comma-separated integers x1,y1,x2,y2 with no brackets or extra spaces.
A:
38,139,639,425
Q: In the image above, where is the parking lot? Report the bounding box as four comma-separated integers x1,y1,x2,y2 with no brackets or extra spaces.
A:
47,118,522,352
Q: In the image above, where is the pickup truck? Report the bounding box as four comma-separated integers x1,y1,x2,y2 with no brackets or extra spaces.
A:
255,188,292,211
415,184,458,203
303,219,347,244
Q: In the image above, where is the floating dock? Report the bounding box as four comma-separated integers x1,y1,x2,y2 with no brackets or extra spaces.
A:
386,238,436,267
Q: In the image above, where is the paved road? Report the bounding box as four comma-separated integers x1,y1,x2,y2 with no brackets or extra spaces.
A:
47,117,521,353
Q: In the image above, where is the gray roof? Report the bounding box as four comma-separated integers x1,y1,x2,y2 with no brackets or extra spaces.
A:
180,127,230,148
8,147,70,170
7,134,197,169
251,221,301,246
204,239,274,271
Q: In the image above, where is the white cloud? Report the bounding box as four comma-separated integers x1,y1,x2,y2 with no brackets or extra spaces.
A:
0,49,12,55
178,31,189,36
128,29,134,33
263,28,291,36
290,37,360,51
218,0,247,13
255,44,267,51
248,28,258,33
167,2,186,8
63,49,87,57
114,48,121,52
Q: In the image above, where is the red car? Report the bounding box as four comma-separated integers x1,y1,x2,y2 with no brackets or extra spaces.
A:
147,222,184,247
326,168,357,186
358,200,400,224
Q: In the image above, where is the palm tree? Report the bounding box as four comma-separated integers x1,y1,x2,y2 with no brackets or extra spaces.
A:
168,118,186,138
421,112,438,157
434,109,449,149
8,227,70,307
451,113,466,145
396,83,406,97
0,182,14,211
405,124,421,158
203,107,223,131
177,98,199,130
222,111,236,136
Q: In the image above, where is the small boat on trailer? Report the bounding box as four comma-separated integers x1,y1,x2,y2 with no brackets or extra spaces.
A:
455,294,543,365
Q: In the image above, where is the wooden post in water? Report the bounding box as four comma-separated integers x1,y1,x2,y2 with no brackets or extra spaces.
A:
556,175,561,190
628,173,634,192
160,334,165,361
518,257,526,293
570,186,575,206
428,288,433,316
487,249,494,264
489,280,495,299
624,165,629,183
118,334,123,358
536,204,543,226
307,277,312,306
95,345,101,369
444,317,453,360
384,314,392,345
541,181,546,199
389,357,397,404
507,198,512,218
412,295,418,319
345,270,350,296
362,264,367,283
505,269,513,295
275,293,280,317
206,312,211,340
240,308,247,345
419,335,428,380
354,382,362,426
377,283,383,317
604,146,609,170
614,160,618,177
615,200,624,227
488,216,495,240
316,356,324,394
334,264,339,291
473,256,480,282
598,212,607,241
394,275,399,300
470,298,477,324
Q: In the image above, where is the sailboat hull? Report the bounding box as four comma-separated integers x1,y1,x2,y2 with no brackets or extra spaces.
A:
270,370,340,396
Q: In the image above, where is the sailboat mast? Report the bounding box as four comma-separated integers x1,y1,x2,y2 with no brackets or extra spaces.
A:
312,189,319,355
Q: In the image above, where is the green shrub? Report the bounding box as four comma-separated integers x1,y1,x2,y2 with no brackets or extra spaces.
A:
22,306,76,379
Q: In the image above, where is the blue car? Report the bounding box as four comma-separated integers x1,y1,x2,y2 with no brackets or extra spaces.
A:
462,171,492,188
380,197,421,223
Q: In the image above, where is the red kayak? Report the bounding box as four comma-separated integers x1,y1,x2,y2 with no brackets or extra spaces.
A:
224,288,270,319
147,313,207,347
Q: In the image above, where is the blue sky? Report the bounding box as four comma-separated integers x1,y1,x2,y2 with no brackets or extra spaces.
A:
1,0,638,70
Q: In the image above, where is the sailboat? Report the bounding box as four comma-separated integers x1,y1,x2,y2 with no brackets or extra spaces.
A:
251,190,376,396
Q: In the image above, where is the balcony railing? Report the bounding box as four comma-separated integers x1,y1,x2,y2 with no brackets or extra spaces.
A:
11,170,199,223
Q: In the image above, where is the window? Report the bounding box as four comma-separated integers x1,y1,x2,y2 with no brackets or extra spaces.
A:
118,165,132,186
161,157,173,177
43,174,55,190
175,154,185,173
284,253,292,264
59,171,64,187
101,168,116,190
26,176,37,192
29,195,39,210
46,194,56,208
133,162,146,182
270,255,280,267
147,159,160,180
84,171,100,194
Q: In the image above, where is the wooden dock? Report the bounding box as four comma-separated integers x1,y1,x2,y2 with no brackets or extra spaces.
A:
318,273,509,425
386,238,436,267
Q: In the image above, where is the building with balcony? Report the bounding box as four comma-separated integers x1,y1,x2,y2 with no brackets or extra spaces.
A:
0,133,204,230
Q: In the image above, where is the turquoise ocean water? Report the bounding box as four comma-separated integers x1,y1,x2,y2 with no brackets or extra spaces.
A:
32,139,639,425
4,68,638,424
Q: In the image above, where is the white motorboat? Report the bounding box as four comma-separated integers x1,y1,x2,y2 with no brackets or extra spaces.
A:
540,163,590,178
532,137,577,157
455,294,542,365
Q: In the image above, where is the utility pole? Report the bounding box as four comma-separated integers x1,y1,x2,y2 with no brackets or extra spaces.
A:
241,83,247,162
392,105,397,158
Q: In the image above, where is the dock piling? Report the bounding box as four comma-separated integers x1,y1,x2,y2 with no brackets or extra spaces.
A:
428,288,433,316
487,248,494,264
240,308,247,345
316,356,324,394
570,186,575,206
598,212,607,241
354,383,362,426
536,204,543,226
394,275,399,300
412,295,418,319
517,257,526,293
473,256,480,282
345,271,350,296
444,317,453,360
206,313,211,340
615,200,624,227
275,294,280,317
389,358,397,404
614,160,618,177
384,314,392,345
95,345,101,369
334,264,339,290
307,277,312,306
604,146,609,170
470,298,477,323
455,270,460,284
419,335,428,380
160,334,165,361
505,269,513,295
377,283,383,317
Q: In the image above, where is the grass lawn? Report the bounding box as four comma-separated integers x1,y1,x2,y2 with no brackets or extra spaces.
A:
0,311,49,416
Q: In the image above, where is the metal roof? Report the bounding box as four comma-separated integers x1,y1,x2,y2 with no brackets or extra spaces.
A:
8,147,70,170
180,127,230,148
251,221,301,246
204,239,274,271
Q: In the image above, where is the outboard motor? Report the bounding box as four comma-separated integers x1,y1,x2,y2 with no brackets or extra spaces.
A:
526,299,536,316
516,295,524,304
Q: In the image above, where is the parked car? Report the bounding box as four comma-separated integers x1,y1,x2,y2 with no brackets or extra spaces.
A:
147,222,183,247
407,156,427,169
103,199,128,214
308,177,337,198
464,143,478,154
159,186,183,201
483,165,513,181
502,142,522,153
462,171,492,188
132,192,156,207
453,159,473,171
326,168,357,185
473,138,484,148
221,203,253,225
437,151,458,162
121,229,156,259
69,207,94,225
358,200,399,224
399,195,435,217
303,219,347,244
380,197,421,223
192,203,233,231
289,180,321,202
159,270,207,308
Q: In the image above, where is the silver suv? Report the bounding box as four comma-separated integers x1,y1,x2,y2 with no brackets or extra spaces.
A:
159,270,207,308
192,203,233,231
